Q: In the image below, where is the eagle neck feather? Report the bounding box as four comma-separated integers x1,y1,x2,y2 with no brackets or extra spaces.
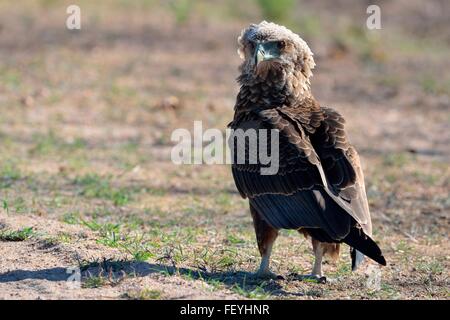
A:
235,64,313,112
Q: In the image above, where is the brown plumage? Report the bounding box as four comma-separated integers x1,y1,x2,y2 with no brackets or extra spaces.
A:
229,21,386,279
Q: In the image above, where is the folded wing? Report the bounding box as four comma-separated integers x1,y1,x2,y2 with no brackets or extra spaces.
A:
229,105,372,236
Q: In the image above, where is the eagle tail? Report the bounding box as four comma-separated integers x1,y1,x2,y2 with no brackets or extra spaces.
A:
344,228,386,267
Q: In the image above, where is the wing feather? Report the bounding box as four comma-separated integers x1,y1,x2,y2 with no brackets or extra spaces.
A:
229,105,372,236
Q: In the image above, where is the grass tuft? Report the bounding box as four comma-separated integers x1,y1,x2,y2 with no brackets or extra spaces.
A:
74,174,131,206
0,227,35,241
123,288,163,300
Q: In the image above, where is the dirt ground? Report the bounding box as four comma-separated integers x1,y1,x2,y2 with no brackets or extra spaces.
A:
0,1,449,299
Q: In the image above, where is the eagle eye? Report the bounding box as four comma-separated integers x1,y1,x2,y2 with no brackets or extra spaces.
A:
277,41,286,49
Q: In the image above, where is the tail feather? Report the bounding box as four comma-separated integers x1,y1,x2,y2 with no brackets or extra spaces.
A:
344,228,386,267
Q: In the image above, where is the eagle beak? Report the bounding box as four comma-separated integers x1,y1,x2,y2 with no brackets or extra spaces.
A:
255,43,266,65
255,42,279,66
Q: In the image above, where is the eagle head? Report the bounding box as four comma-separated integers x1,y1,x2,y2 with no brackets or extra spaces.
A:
237,21,315,98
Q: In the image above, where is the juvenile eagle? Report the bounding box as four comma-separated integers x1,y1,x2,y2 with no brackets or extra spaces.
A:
229,21,386,280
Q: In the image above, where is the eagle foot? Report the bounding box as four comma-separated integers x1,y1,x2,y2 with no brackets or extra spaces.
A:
254,270,285,280
289,273,327,284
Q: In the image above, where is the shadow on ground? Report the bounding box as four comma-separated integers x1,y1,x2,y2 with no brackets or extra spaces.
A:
0,259,302,296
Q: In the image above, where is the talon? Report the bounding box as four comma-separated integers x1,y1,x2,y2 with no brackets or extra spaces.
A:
317,276,327,284
308,274,327,283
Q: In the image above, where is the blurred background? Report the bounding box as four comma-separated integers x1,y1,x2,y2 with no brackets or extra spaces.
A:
0,0,448,299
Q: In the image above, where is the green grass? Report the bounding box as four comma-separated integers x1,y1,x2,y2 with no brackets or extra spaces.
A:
77,217,156,262
376,284,400,299
56,232,73,243
168,0,193,25
232,280,271,299
330,261,352,278
82,275,106,288
8,197,28,214
333,25,386,64
292,14,322,38
256,0,295,22
204,278,225,292
416,260,444,275
78,258,132,289
215,193,233,208
74,174,131,206
62,212,81,225
421,76,439,94
2,199,9,213
412,171,439,186
225,233,246,245
2,70,21,88
0,161,22,188
129,249,154,262
80,218,120,234
29,132,87,156
123,288,163,300
0,227,34,241
383,152,411,167
420,75,450,95
96,230,120,247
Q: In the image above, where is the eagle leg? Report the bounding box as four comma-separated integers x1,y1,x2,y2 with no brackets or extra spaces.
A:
309,239,340,282
250,204,279,278
311,239,324,277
